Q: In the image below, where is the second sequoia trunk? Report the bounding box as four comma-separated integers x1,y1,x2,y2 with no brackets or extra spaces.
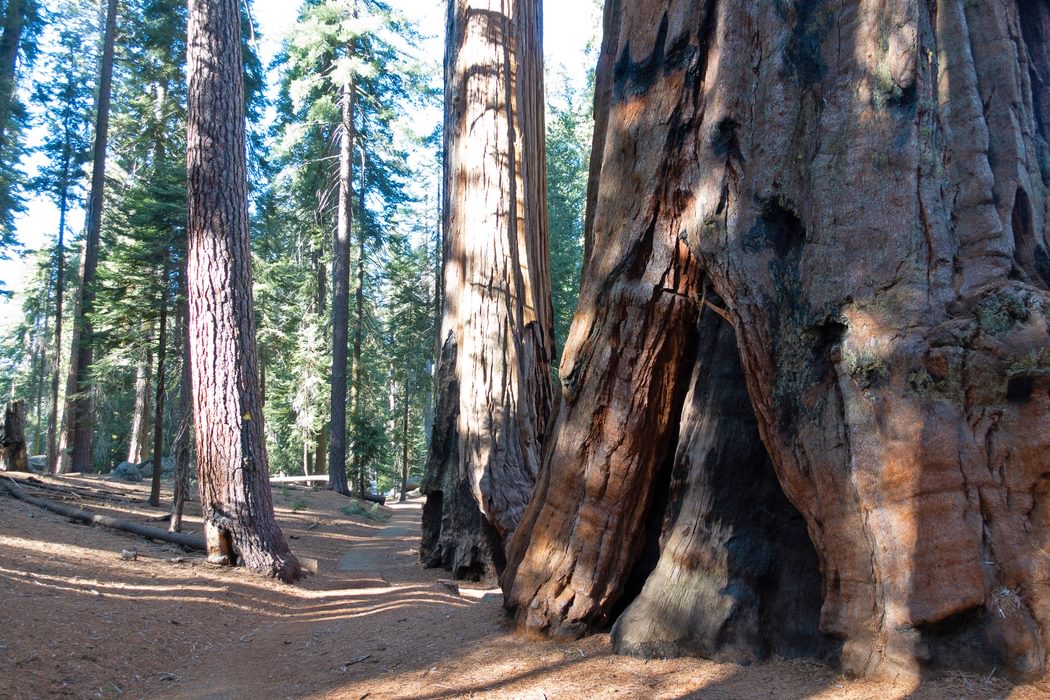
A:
421,0,554,580
505,0,1050,681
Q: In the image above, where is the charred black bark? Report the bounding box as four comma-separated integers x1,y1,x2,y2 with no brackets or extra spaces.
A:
612,306,832,664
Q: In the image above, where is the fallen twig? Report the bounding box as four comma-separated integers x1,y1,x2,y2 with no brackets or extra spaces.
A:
340,655,372,673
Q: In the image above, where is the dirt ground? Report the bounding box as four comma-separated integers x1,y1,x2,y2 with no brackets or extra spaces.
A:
1,473,1048,700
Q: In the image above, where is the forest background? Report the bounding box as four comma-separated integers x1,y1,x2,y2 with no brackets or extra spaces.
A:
0,0,599,493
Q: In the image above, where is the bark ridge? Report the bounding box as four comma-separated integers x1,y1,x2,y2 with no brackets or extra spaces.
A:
505,0,1050,681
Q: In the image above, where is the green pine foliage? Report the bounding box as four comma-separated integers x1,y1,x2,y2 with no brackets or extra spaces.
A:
0,0,589,493
0,0,43,261
546,69,592,367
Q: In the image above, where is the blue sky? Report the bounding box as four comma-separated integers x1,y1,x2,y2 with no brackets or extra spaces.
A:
0,0,599,326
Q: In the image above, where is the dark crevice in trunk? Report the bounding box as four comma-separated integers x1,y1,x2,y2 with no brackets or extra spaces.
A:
421,335,505,581
611,307,832,664
606,415,680,629
912,603,1048,677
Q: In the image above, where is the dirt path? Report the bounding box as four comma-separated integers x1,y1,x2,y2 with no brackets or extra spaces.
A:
2,474,1048,699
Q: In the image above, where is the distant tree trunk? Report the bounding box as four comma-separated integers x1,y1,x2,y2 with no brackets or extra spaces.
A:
313,244,326,477
420,0,554,580
328,78,355,498
126,336,153,464
32,319,46,455
55,257,81,474
186,0,300,582
0,400,28,471
45,192,69,473
505,0,1050,682
0,0,26,150
350,146,366,499
148,256,170,507
169,261,192,533
423,191,441,452
66,0,118,474
399,390,409,503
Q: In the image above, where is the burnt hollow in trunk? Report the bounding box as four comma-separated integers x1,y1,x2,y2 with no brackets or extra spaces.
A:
420,336,505,581
612,307,832,664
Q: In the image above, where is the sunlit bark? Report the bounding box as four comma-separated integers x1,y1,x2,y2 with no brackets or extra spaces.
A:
186,0,300,582
421,0,554,579
506,0,1050,681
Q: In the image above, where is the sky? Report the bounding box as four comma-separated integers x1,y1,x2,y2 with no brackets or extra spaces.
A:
0,0,600,329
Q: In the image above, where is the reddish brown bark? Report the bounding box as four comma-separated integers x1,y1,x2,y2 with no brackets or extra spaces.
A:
505,0,1050,681
186,0,300,582
421,0,554,580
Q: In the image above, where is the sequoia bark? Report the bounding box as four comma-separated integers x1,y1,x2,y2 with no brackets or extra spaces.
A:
505,0,1050,681
186,0,300,582
421,0,554,580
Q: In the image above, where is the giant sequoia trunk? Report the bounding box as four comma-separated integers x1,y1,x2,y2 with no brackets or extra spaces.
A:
186,0,300,583
505,0,1050,682
421,0,554,580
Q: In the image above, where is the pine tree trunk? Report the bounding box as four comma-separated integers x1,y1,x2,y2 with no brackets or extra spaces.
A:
505,0,1050,681
46,187,69,473
400,390,409,503
126,337,154,465
313,245,326,478
148,256,170,507
350,147,366,499
55,258,81,474
169,261,192,533
186,0,300,583
328,78,355,497
0,0,25,151
67,0,118,474
421,0,554,580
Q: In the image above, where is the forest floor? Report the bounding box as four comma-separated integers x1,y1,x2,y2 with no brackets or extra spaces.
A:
1,472,1049,699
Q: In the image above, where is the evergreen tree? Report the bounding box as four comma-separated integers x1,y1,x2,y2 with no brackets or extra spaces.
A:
276,0,422,497
545,72,591,366
31,0,96,472
0,0,40,258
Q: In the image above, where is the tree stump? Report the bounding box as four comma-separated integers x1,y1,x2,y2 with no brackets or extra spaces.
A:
0,400,28,472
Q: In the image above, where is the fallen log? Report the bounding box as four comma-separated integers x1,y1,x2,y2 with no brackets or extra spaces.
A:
2,477,205,551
